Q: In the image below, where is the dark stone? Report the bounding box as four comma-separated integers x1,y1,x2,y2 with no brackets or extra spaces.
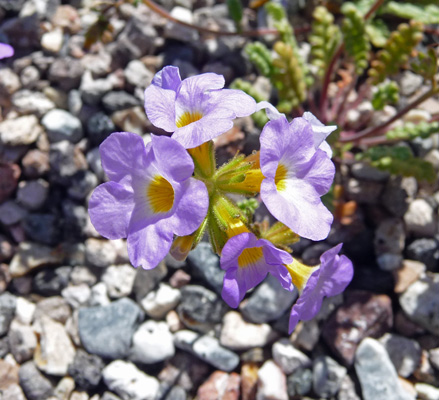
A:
132,261,167,302
0,162,20,204
0,0,26,14
322,291,393,366
78,298,143,359
49,141,88,186
86,112,116,146
406,238,439,271
0,292,16,336
287,367,313,397
19,361,54,400
101,91,140,113
33,266,72,296
350,265,395,293
0,336,9,358
187,242,224,294
177,285,227,332
23,213,61,246
61,201,88,240
301,243,331,266
67,349,104,390
48,57,84,91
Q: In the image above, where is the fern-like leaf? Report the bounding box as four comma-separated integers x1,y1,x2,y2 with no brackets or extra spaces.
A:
382,2,439,24
245,42,275,77
386,121,439,141
371,81,399,110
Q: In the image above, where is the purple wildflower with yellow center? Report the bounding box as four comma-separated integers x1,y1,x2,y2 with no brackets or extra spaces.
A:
144,66,256,149
89,132,208,270
0,43,14,59
220,232,294,308
286,244,354,333
260,115,335,241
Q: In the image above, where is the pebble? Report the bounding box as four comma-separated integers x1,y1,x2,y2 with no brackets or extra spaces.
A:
33,267,72,296
197,371,240,400
313,356,347,398
0,292,16,336
322,291,393,366
220,311,276,351
0,358,19,391
287,367,313,397
1,383,27,400
19,361,54,400
41,27,63,53
393,260,426,293
48,57,84,91
62,284,91,308
0,163,20,204
398,71,423,97
0,68,21,96
102,91,140,113
406,238,439,271
49,141,88,185
42,109,83,144
140,283,181,319
79,71,114,105
8,320,37,363
78,298,143,359
53,376,75,400
86,112,116,146
429,347,439,369
132,260,168,301
337,374,361,400
399,274,439,335
174,330,240,372
84,238,119,268
16,179,49,210
241,275,296,324
11,90,55,117
346,178,383,204
124,59,154,88
23,213,61,246
102,360,160,400
169,269,191,288
415,383,439,400
0,200,27,226
351,162,390,182
355,338,415,400
15,297,36,325
101,264,137,299
374,218,405,257
34,316,76,376
0,115,42,146
272,338,311,375
404,199,436,237
67,349,104,391
257,360,288,400
89,282,111,307
290,319,320,352
378,333,422,377
21,149,50,178
186,242,224,294
129,320,175,364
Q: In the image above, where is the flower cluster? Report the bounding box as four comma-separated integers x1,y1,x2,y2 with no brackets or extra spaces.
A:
89,66,353,333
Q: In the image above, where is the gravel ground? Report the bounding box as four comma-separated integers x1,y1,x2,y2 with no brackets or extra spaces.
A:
0,1,439,399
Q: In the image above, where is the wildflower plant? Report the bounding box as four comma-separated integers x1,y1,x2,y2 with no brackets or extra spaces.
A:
89,66,353,334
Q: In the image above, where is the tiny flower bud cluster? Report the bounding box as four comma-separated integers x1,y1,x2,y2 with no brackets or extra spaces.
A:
89,66,353,333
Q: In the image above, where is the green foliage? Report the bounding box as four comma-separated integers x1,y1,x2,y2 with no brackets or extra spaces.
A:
237,198,259,219
382,2,439,24
368,20,424,85
245,42,274,77
342,3,371,75
357,145,436,182
348,0,376,16
227,0,243,28
411,49,438,85
371,81,399,110
386,121,439,141
365,19,390,47
310,6,342,78
265,2,293,44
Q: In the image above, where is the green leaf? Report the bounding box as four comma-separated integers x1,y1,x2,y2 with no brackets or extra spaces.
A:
371,81,399,110
366,19,390,47
227,0,243,25
382,2,439,24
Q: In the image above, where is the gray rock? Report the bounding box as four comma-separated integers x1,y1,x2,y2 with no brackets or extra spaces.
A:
0,115,42,146
78,298,143,359
377,253,403,271
86,147,105,181
11,90,55,117
379,333,421,377
407,238,439,271
61,201,88,238
400,274,439,335
33,266,72,296
355,338,415,400
8,320,37,363
49,141,88,185
33,296,72,324
21,149,50,179
337,374,361,400
140,283,181,319
85,238,119,268
23,213,61,246
19,361,54,400
313,356,347,398
346,178,383,204
102,264,137,299
102,91,140,113
20,65,40,88
16,179,49,210
42,109,83,143
0,200,27,225
79,71,114,105
0,292,16,335
164,7,198,42
187,242,225,294
68,349,105,390
62,284,91,308
241,275,296,324
0,68,21,96
48,57,84,91
301,243,331,266
429,347,439,370
404,199,436,237
374,218,405,256
67,170,98,200
287,368,313,397
174,330,240,372
398,71,423,97
129,320,175,364
272,338,311,375
124,60,154,88
0,336,9,358
351,162,390,182
415,383,439,400
382,176,416,217
1,383,27,400
177,285,227,332
86,112,116,146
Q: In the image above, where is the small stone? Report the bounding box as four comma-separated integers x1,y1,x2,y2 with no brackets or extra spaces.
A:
241,275,296,324
101,264,136,299
62,284,91,308
16,179,49,210
0,68,21,96
102,360,160,400
346,178,383,204
8,320,37,363
0,163,20,204
67,349,104,391
0,201,27,225
124,60,154,88
53,377,75,400
374,218,405,256
337,374,361,400
89,282,110,307
48,57,84,91
111,107,150,136
78,298,143,359
322,291,393,366
351,162,390,182
312,356,347,398
0,292,16,336
33,267,72,296
287,368,313,397
220,311,276,351
393,260,426,293
70,266,97,287
41,28,63,53
79,72,113,105
400,274,439,335
15,297,36,325
379,333,422,377
86,112,116,146
1,383,26,400
415,383,439,400
11,90,55,117
102,91,140,113
272,339,311,375
197,371,240,400
132,260,168,301
49,141,88,185
257,360,288,400
429,347,439,370
398,71,423,97
21,150,50,178
34,296,71,324
406,238,439,271
382,176,416,217
129,320,175,364
169,269,191,288
42,109,83,144
355,338,415,400
85,238,119,268
414,350,438,386
290,319,321,352
0,115,42,146
34,316,76,376
404,199,436,237
140,283,181,319
23,213,61,246
0,357,19,391
19,361,54,400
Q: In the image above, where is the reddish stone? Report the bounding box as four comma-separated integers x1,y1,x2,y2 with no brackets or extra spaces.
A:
0,359,19,391
197,371,241,400
322,291,393,366
241,363,259,400
0,163,20,203
169,269,191,288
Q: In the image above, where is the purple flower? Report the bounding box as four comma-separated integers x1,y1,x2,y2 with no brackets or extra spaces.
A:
144,66,256,149
89,132,209,270
0,43,14,60
287,244,354,333
220,232,293,308
259,115,335,241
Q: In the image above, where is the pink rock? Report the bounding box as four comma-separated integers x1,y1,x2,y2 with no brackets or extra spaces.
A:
197,371,240,400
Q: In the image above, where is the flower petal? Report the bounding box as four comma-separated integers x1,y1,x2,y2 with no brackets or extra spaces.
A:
0,43,14,59
127,220,174,270
220,232,252,271
88,181,134,240
302,112,336,157
222,268,241,308
144,84,177,132
255,101,284,120
151,66,181,91
211,89,256,117
268,264,294,291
